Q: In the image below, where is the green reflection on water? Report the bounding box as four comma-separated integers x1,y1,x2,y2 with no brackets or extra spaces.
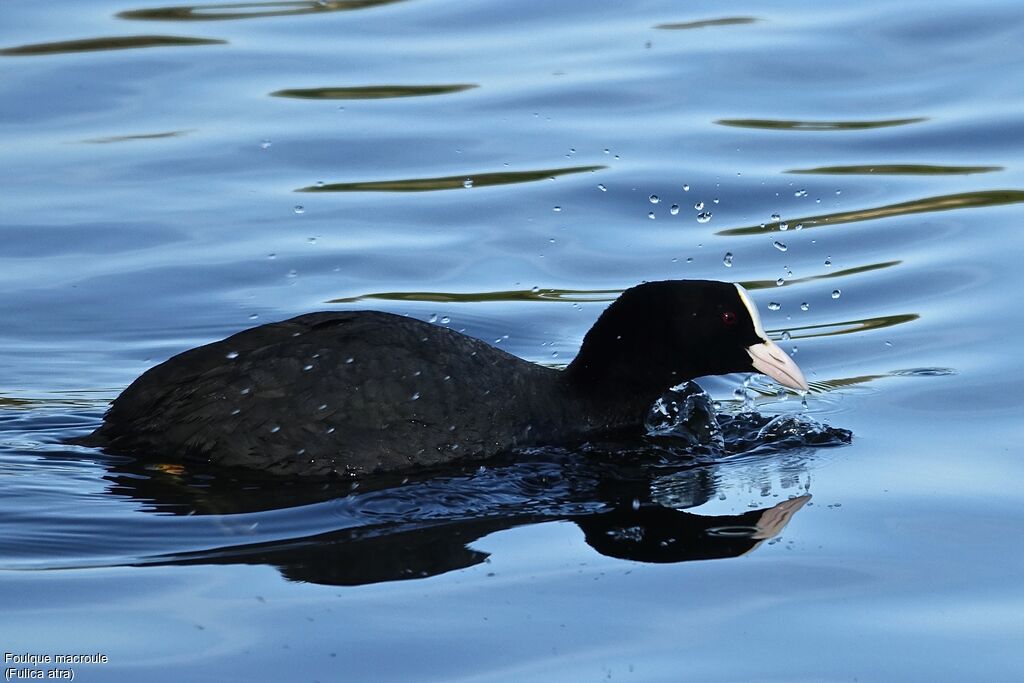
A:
271,84,477,100
739,261,901,291
333,263,898,305
654,17,758,30
298,165,605,192
0,35,225,56
715,117,927,131
774,313,919,340
806,367,955,393
718,189,1024,236
117,0,406,21
0,394,108,409
787,164,1002,175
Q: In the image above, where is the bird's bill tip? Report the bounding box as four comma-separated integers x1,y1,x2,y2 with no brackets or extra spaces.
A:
746,339,809,392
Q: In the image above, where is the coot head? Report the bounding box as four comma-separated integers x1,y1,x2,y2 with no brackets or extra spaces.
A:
566,280,807,396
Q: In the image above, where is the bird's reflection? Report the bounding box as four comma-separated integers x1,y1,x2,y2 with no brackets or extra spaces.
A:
102,445,813,586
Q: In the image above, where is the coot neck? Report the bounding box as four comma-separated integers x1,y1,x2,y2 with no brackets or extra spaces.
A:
556,368,670,433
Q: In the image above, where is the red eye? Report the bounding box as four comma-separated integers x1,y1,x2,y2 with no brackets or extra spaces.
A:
721,311,737,326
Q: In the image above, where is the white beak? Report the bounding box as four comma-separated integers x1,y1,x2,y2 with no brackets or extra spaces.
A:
746,339,809,392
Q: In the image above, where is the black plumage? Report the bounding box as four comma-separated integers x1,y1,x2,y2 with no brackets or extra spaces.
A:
82,280,807,476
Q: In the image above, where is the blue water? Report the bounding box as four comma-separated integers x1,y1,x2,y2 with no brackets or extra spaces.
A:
3,0,1024,680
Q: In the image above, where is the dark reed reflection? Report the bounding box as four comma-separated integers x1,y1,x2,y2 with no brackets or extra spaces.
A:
297,166,605,193
654,18,758,30
117,0,409,21
715,117,927,131
271,84,477,99
0,35,226,56
79,130,194,144
786,164,1002,175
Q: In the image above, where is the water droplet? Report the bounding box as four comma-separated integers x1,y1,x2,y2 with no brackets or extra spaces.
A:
440,315,450,324
686,257,694,263
549,238,556,244
768,301,781,311
631,498,641,511
776,277,784,286
694,201,704,211
713,198,720,204
345,357,354,364
648,212,656,219
259,140,271,149
779,222,789,231
303,364,314,371
824,257,832,267
410,392,420,401
307,236,317,244
723,252,733,267
270,425,281,433
597,183,607,192
773,240,788,252
240,387,251,395
800,302,809,311
771,213,781,222
670,204,679,215
293,205,305,214
682,184,690,191
794,223,804,231
286,269,298,278
781,330,791,341
603,148,610,154
249,313,259,320
649,195,660,204
428,313,438,323
315,180,324,188
884,340,893,347
226,351,239,360
832,289,842,299
794,189,807,197
463,178,473,188
267,253,276,260
696,212,712,223
530,286,540,293
553,206,562,212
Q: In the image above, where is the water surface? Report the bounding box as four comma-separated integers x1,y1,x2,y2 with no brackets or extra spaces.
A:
2,0,1024,680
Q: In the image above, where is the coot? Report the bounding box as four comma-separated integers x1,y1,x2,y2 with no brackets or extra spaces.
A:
81,280,807,476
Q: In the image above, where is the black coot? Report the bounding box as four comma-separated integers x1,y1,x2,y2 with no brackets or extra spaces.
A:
81,280,807,476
